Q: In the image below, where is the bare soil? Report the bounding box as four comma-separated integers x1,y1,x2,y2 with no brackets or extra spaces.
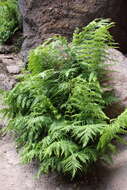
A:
1,134,127,190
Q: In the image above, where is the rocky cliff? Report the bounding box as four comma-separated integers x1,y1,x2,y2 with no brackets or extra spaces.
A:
19,0,127,61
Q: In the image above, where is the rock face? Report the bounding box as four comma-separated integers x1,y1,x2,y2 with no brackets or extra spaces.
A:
19,0,127,61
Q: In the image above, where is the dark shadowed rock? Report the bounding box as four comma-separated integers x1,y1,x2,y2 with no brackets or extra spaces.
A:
0,45,14,54
19,0,127,62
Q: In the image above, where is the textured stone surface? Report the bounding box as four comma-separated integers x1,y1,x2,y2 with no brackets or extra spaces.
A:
105,49,127,117
0,45,14,54
6,65,20,74
0,54,23,90
19,0,127,61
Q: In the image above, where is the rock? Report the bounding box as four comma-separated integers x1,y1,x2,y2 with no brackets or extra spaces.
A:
0,117,7,130
6,65,20,74
0,73,16,90
2,58,15,65
0,45,14,54
105,49,127,117
56,188,60,190
0,54,23,90
19,0,127,62
0,95,8,130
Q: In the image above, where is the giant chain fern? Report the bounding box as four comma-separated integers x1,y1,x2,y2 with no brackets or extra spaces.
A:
1,19,127,178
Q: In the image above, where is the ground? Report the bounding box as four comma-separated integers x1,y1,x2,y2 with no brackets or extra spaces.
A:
1,52,127,190
1,134,127,190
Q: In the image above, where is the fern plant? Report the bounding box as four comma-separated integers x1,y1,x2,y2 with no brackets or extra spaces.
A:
1,19,127,178
0,0,20,44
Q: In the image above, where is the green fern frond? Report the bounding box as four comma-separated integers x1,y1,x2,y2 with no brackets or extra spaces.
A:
1,19,124,178
43,140,78,158
72,124,106,147
62,147,97,178
98,109,127,150
0,0,20,43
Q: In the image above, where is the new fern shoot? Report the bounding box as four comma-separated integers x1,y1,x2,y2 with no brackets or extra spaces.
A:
1,19,127,178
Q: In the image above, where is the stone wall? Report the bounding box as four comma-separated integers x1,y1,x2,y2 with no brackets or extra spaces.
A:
19,0,127,61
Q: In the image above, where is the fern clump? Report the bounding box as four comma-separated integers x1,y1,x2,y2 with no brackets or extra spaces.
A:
2,19,127,178
0,0,20,44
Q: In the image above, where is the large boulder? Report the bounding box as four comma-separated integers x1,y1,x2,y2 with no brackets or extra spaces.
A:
105,49,127,118
19,0,127,62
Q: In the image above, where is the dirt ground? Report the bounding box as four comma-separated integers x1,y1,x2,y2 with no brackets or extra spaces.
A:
1,134,127,190
0,134,93,190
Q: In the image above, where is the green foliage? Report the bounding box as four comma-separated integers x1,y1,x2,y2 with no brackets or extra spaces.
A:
0,0,20,44
2,19,127,178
